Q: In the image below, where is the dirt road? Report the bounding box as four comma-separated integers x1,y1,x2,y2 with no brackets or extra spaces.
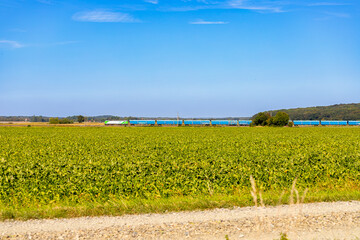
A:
1,201,359,239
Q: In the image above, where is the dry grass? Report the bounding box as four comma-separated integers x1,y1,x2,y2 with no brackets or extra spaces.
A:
250,175,258,207
250,176,309,208
289,178,297,205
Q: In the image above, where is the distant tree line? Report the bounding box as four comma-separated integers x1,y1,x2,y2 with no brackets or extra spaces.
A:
1,115,251,123
0,116,49,122
0,115,130,123
49,115,86,124
0,115,87,123
2,103,359,123
49,118,73,124
268,103,360,120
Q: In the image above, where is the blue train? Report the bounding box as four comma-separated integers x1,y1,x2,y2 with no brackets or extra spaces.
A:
105,119,251,126
349,121,360,126
129,120,156,125
292,120,320,126
184,120,211,125
157,120,183,125
105,119,360,126
212,120,238,126
293,120,359,126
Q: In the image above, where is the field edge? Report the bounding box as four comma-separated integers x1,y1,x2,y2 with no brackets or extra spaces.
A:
1,187,360,221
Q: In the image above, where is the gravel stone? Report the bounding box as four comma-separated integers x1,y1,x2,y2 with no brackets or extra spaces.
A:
0,201,360,239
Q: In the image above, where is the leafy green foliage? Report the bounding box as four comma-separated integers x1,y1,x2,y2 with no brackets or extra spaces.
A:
77,115,85,123
49,117,59,124
49,118,74,124
0,127,359,210
30,116,47,122
252,111,289,127
271,112,290,126
59,118,74,124
252,112,271,126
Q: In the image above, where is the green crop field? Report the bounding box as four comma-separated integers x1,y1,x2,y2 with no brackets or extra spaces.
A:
0,127,359,220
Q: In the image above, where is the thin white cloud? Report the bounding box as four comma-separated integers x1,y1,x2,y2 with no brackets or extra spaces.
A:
0,40,24,48
73,10,139,23
160,0,285,13
158,6,208,11
227,0,284,13
0,40,79,49
324,11,350,18
309,2,348,6
190,20,229,24
144,0,159,4
232,5,284,13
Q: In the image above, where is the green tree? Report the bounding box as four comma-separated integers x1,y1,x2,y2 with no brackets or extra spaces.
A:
31,116,45,122
59,118,74,124
271,112,290,126
252,112,271,126
77,115,85,123
49,117,59,124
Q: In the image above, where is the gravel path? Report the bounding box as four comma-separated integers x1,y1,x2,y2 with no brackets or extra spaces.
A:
1,201,360,239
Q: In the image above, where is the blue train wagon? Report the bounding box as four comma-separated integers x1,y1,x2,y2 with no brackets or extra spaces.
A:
348,121,360,126
321,121,347,126
129,120,156,125
211,120,238,126
293,120,320,126
184,120,211,126
238,120,252,126
157,120,183,125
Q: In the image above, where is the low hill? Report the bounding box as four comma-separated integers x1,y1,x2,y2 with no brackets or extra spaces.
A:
268,103,360,120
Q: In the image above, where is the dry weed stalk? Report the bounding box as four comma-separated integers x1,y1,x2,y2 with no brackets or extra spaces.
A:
249,176,308,210
259,190,265,207
289,178,308,206
250,175,258,207
289,178,297,205
207,180,214,196
288,178,310,216
278,190,285,205
295,189,300,204
301,188,308,203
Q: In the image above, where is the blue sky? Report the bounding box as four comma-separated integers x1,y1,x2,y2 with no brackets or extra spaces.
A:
0,0,359,117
